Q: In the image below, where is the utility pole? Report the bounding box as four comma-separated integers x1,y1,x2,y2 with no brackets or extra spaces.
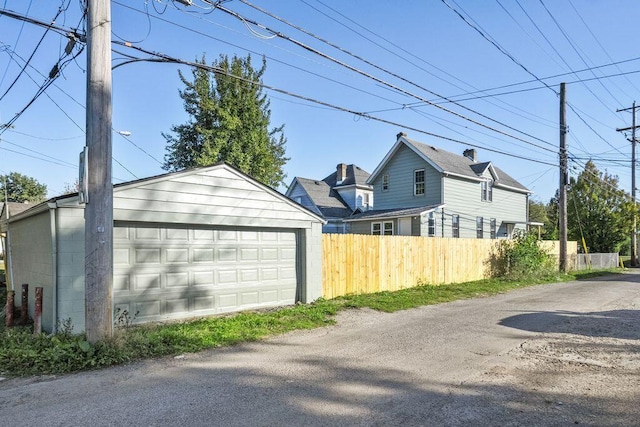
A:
616,101,639,267
85,0,113,343
559,82,568,272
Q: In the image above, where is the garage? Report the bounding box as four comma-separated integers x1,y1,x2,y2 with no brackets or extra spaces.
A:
2,163,324,332
113,224,299,322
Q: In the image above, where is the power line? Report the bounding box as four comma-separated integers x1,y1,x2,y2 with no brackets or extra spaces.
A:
113,40,557,167
230,0,553,151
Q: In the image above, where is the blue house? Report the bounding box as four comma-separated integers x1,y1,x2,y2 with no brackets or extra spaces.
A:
345,133,530,238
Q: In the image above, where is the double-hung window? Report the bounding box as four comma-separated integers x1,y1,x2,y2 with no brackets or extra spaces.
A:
428,212,436,237
490,218,497,239
382,174,389,192
481,180,493,202
452,215,460,238
414,169,425,196
476,216,484,238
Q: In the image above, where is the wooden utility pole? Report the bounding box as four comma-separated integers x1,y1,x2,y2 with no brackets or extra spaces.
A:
616,102,639,267
85,0,113,343
559,83,568,272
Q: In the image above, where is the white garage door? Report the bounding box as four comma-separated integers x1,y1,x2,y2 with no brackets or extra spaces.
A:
113,224,298,323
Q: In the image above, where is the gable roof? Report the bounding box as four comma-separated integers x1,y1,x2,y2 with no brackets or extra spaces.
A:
368,135,529,193
292,177,352,219
286,164,372,220
5,163,326,225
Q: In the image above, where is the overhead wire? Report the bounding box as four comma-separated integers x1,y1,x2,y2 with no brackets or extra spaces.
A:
229,0,557,154
112,39,557,167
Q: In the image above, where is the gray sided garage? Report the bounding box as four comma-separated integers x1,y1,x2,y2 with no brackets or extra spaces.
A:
2,164,324,332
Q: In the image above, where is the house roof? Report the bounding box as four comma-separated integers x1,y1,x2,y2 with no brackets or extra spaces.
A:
1,201,37,219
369,135,529,193
345,204,443,222
4,163,326,225
293,177,352,219
322,164,371,188
287,164,372,220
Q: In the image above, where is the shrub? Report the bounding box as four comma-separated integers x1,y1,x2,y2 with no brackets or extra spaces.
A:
494,230,555,280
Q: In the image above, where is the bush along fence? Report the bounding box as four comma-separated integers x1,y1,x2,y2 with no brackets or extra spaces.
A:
322,234,578,299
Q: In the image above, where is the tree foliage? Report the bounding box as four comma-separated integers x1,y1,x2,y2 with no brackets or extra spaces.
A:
566,160,636,253
528,196,558,240
0,172,47,203
163,54,288,187
493,230,555,279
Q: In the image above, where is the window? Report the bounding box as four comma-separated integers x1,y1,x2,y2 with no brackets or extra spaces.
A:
476,216,484,238
414,169,425,196
372,221,393,235
452,215,460,238
363,193,370,209
372,223,381,235
383,221,393,235
481,180,493,202
382,174,389,192
428,212,436,237
490,218,496,239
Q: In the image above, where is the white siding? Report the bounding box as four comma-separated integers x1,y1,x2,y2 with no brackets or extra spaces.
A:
443,176,527,238
55,207,86,331
114,167,318,229
7,210,55,331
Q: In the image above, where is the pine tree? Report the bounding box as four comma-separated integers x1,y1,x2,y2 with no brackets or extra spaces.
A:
163,54,288,187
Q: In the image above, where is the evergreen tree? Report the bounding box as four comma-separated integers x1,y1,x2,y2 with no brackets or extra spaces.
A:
567,160,637,253
0,172,47,203
163,54,288,188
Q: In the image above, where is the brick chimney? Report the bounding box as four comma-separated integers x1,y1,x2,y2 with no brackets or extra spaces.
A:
463,148,477,162
336,163,347,185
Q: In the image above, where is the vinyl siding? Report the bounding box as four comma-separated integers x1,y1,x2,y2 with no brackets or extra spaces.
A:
7,210,55,331
371,144,442,210
287,182,322,217
442,175,527,238
55,207,86,331
114,168,319,229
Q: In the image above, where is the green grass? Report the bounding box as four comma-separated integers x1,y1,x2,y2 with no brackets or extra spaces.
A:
0,268,620,377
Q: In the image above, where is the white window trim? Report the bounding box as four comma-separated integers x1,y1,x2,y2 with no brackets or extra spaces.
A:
481,179,493,202
414,169,425,196
382,174,389,192
372,221,394,235
476,216,484,239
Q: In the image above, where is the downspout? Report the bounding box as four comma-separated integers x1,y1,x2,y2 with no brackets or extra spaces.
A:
5,211,14,293
48,203,58,333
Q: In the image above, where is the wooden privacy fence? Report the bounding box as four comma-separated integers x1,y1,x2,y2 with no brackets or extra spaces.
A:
322,234,576,299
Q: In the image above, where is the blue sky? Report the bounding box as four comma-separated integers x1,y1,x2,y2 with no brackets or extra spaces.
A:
1,0,640,204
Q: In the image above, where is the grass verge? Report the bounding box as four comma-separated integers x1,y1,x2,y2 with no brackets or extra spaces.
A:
0,269,619,377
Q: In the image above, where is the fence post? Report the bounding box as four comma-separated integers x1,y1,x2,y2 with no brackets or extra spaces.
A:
20,283,28,325
34,287,43,334
5,290,14,327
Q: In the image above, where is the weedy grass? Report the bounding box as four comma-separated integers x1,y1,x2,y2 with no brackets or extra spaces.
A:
0,269,619,377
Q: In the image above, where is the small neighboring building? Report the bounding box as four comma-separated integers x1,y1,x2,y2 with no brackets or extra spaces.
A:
346,133,530,238
1,163,325,332
286,163,373,233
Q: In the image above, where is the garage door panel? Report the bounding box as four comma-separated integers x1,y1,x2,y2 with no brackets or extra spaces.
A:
114,225,298,323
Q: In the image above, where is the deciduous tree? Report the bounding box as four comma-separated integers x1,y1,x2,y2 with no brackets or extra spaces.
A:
0,172,47,203
163,54,288,188
567,160,636,253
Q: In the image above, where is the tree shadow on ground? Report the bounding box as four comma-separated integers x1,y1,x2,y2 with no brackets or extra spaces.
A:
499,309,640,340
